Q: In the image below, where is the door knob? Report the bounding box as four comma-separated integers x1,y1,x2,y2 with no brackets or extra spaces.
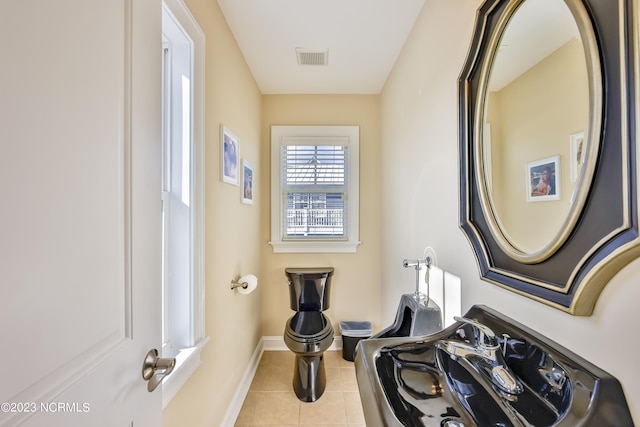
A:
142,349,176,392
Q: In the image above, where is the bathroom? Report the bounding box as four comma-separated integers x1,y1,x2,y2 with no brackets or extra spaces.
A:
2,0,638,425
157,0,640,424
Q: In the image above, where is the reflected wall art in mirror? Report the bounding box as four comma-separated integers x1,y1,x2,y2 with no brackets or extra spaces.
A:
459,0,639,314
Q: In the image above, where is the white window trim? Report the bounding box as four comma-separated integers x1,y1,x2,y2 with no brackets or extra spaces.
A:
162,337,210,407
161,0,208,407
270,125,360,253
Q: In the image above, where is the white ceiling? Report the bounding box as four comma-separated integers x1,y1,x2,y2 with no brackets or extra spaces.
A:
216,0,426,94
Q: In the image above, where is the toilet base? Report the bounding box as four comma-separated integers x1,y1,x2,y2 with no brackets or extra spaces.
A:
292,353,326,402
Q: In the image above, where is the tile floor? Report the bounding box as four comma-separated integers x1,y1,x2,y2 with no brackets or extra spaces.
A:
235,350,366,426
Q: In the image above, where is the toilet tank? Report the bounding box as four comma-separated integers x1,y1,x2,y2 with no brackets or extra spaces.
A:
285,267,334,311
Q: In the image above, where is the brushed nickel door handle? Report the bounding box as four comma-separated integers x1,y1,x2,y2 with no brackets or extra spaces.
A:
142,349,176,392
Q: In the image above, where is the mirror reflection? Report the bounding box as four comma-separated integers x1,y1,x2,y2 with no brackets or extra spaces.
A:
482,0,590,254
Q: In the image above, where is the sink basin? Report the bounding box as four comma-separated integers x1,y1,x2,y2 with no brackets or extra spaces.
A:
355,305,633,426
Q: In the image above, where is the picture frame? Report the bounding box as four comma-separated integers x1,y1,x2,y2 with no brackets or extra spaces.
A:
242,160,254,205
221,125,240,185
526,155,560,202
569,131,585,182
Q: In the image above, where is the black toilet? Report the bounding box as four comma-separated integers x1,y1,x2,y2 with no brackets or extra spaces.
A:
283,267,334,402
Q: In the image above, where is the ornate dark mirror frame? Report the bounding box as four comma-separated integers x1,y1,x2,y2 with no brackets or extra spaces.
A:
459,0,639,315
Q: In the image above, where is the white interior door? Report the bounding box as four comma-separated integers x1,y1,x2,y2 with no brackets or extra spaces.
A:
0,0,163,426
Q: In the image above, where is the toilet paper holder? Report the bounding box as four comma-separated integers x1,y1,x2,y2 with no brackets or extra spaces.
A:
230,274,258,292
230,278,249,290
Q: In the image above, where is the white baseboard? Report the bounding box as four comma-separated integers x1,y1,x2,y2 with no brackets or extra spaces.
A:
220,339,264,427
221,335,344,426
261,335,288,351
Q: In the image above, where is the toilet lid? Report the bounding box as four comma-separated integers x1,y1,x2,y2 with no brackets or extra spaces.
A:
288,311,330,336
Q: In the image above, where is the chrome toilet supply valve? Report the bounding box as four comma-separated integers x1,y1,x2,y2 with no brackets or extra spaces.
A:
402,257,432,302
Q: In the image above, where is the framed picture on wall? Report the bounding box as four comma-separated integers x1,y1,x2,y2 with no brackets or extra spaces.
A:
221,125,240,185
569,131,585,182
242,160,254,205
526,155,560,202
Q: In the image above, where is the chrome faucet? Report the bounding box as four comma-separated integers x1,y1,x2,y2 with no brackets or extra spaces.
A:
439,316,524,395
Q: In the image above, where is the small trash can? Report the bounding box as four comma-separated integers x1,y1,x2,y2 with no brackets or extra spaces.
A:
340,321,372,361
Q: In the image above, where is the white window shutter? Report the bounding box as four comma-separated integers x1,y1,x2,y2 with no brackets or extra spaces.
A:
270,126,360,253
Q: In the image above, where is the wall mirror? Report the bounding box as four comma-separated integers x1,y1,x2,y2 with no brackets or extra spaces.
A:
459,0,639,315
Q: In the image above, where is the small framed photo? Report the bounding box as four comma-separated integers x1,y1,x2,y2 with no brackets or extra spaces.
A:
221,125,240,185
569,131,585,182
242,160,254,205
526,155,560,202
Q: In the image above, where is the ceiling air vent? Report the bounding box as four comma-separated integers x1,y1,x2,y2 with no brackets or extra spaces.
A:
296,48,329,66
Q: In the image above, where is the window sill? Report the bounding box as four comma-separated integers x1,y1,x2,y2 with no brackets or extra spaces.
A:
162,336,210,408
269,240,361,253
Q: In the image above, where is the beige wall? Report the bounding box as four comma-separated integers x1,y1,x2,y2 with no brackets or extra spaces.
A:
380,0,480,323
162,0,263,425
260,95,382,336
380,0,639,422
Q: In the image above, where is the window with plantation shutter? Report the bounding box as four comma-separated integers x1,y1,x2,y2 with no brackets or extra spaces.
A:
270,126,360,253
282,145,347,239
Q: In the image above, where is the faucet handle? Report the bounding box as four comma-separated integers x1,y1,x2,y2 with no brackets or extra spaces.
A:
454,316,498,348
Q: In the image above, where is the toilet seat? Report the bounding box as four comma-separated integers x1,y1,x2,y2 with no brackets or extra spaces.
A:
284,312,333,354
288,311,330,335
